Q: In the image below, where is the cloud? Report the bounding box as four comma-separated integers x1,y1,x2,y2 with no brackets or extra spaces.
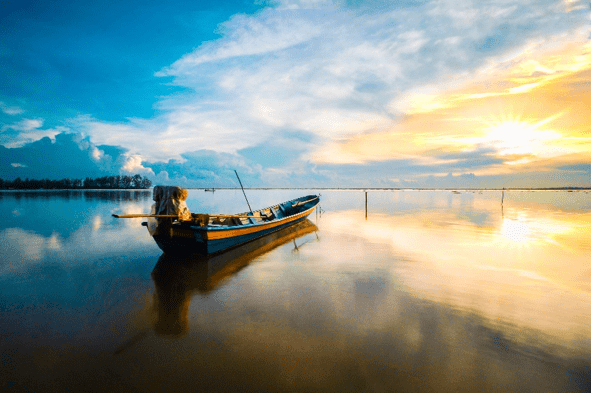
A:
270,0,335,10
121,154,153,175
5,118,42,131
238,132,311,168
562,0,587,12
0,132,153,180
69,112,267,163
0,118,65,148
0,101,24,115
144,149,260,187
158,9,324,74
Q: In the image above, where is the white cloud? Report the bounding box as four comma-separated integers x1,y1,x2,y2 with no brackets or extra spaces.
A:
0,101,24,115
270,0,335,10
0,118,67,148
158,9,324,75
4,118,43,131
71,111,263,163
121,153,155,175
90,146,103,161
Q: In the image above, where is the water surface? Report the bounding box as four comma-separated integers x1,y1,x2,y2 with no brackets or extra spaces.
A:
1,189,590,392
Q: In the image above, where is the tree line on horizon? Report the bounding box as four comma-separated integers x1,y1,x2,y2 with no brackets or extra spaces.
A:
0,174,152,190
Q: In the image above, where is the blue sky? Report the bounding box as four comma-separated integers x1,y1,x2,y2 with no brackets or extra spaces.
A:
1,0,590,188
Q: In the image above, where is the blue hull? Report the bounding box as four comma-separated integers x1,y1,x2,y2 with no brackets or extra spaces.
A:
152,194,319,255
154,215,309,255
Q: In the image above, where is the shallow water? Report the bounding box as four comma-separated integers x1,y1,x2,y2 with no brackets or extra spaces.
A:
1,189,590,392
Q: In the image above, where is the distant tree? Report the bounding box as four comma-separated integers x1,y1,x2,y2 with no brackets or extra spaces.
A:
121,175,132,188
141,176,152,189
131,174,142,189
0,174,152,190
95,176,107,188
29,178,42,189
85,177,97,188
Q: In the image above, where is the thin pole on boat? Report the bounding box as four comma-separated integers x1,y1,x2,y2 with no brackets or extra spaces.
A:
234,170,253,213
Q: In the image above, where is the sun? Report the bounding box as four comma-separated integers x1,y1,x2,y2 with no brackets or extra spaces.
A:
474,113,565,163
485,121,541,155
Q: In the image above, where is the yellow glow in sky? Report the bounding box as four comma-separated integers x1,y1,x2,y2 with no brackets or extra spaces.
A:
315,39,591,180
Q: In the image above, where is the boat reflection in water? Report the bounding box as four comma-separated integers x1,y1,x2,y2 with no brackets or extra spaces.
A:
151,219,318,336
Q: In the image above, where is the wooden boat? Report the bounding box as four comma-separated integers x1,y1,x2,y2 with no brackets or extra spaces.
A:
142,193,320,255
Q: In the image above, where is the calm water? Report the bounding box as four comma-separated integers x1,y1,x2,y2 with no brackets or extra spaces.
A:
1,189,590,392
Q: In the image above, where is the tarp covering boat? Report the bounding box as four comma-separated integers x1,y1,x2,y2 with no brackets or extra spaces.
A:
147,185,192,236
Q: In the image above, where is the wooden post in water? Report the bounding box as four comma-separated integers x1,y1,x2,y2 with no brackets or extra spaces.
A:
365,191,368,220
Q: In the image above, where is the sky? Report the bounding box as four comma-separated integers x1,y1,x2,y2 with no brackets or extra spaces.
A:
1,0,590,188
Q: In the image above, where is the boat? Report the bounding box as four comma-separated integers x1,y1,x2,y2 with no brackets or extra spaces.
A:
112,185,320,255
151,220,318,335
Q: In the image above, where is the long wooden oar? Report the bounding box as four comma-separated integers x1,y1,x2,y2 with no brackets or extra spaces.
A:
112,214,177,218
112,213,266,219
210,214,267,218
291,196,319,207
